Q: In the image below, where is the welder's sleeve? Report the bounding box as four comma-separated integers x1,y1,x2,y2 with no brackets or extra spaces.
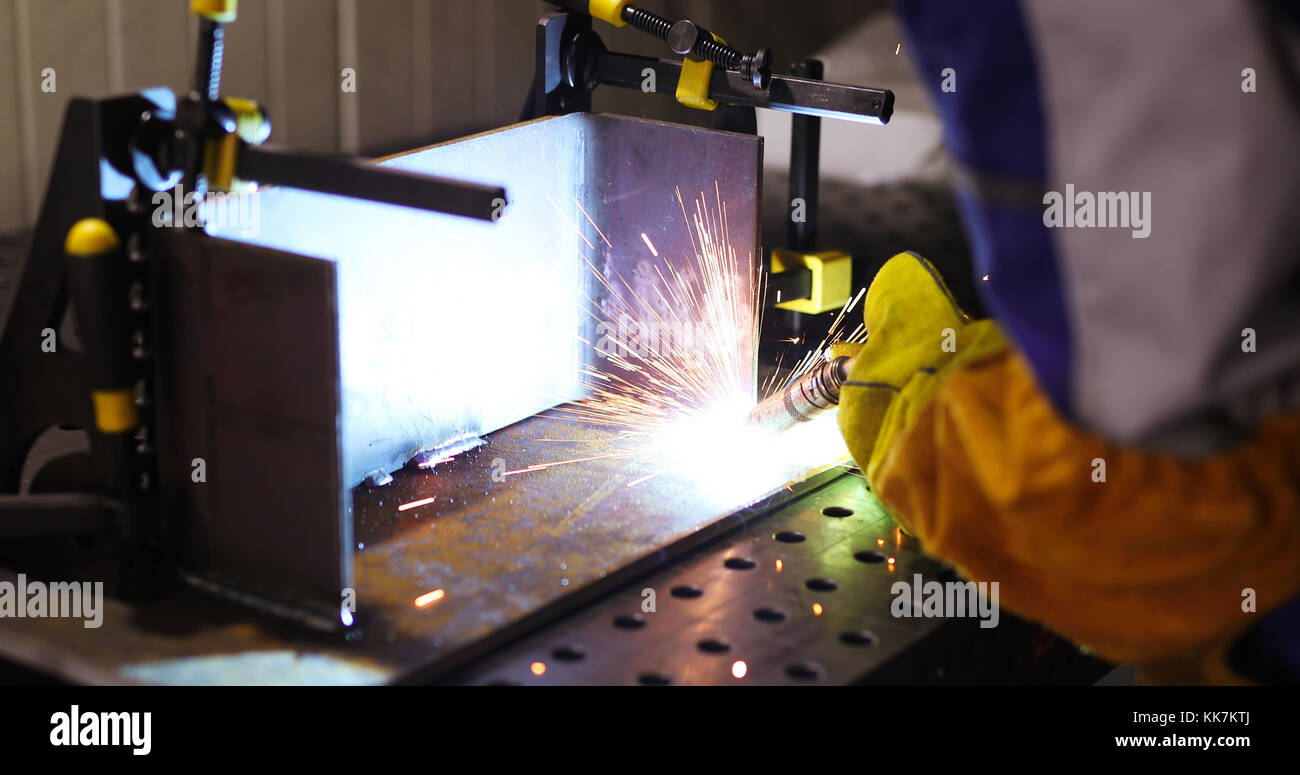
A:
838,253,1300,670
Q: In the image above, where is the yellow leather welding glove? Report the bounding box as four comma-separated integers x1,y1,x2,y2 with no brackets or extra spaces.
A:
837,255,1300,679
835,252,1005,487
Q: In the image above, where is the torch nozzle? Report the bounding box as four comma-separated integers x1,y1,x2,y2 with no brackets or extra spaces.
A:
747,354,856,434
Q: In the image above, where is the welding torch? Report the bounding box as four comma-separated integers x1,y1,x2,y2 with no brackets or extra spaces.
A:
747,354,858,434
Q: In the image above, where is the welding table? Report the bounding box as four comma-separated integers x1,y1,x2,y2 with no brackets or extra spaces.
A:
0,408,1107,685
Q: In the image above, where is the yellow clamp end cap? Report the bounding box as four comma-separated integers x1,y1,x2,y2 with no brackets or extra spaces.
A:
92,388,140,434
589,0,631,27
771,248,853,314
192,0,237,23
64,218,120,257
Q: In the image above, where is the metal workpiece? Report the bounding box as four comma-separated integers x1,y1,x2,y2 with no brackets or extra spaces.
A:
164,113,760,625
207,113,762,490
151,227,348,624
748,355,855,434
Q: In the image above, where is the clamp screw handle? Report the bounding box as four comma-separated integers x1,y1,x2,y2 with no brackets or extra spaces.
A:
624,8,771,89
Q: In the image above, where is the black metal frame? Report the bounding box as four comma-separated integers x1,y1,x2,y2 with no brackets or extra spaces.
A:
0,96,162,597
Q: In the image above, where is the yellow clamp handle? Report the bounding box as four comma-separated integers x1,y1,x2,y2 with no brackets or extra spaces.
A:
64,217,120,257
91,389,139,434
192,0,237,23
589,0,631,26
64,220,140,435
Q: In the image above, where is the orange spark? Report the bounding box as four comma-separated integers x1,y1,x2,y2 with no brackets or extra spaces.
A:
398,496,436,512
545,194,596,250
639,232,659,256
530,661,546,676
503,451,636,477
572,195,613,248
759,287,866,398
414,588,446,607
626,470,665,488
527,183,859,494
812,603,823,616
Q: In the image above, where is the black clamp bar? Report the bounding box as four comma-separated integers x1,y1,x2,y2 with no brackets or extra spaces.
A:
593,50,893,125
767,266,814,304
238,146,507,222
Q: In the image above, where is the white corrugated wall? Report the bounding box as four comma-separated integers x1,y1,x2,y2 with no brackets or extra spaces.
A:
0,0,735,232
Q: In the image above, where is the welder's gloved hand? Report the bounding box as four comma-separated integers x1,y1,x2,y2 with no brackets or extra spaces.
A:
836,252,1004,486
834,254,1300,679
